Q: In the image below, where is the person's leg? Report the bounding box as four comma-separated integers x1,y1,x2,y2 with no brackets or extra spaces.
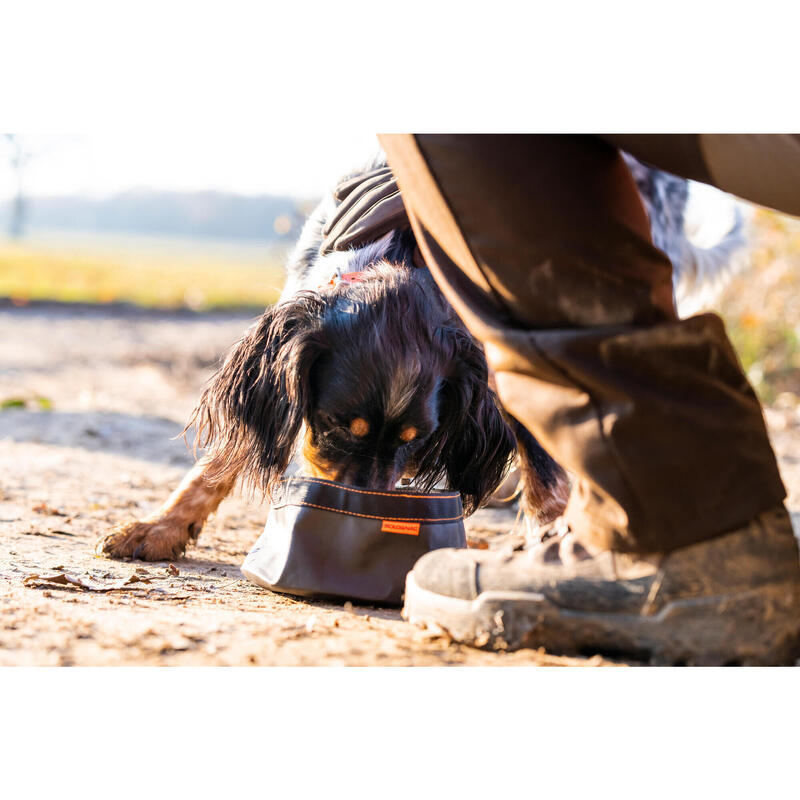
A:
380,134,800,663
602,134,800,218
380,134,785,554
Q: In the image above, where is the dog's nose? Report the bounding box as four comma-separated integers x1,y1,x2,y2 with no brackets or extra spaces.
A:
340,459,398,491
368,460,400,491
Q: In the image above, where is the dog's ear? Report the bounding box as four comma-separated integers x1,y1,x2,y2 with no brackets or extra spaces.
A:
188,293,327,497
416,327,517,515
508,417,571,525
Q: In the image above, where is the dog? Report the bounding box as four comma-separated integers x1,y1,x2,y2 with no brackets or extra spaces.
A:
97,149,744,562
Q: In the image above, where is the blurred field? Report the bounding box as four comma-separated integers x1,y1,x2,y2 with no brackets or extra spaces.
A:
1,209,799,403
0,231,287,310
718,208,800,404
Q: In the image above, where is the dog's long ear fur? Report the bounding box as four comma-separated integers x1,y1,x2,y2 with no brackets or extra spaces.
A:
508,416,571,524
415,327,517,515
188,293,327,497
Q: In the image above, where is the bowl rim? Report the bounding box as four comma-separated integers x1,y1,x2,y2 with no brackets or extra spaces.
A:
282,475,461,500
273,476,465,523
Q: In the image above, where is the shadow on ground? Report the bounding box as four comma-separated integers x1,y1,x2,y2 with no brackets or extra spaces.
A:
0,409,196,466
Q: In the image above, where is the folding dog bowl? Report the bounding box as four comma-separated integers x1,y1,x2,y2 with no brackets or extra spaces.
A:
241,477,466,605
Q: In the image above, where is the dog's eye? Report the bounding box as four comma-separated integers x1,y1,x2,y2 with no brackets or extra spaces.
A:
349,417,370,437
399,426,418,443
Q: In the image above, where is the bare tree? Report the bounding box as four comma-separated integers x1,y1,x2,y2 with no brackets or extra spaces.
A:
4,134,29,238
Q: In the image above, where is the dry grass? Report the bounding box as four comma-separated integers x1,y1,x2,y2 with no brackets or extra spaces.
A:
0,233,286,309
718,208,800,403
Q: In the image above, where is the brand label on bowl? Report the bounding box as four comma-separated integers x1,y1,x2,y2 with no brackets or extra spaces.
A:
381,519,420,536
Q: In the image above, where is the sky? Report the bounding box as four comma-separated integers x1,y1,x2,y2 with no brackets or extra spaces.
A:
0,132,382,201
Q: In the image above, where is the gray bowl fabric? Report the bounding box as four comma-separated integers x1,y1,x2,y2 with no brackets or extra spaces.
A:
241,477,466,605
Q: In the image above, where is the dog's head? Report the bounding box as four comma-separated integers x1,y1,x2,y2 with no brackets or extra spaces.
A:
191,263,515,514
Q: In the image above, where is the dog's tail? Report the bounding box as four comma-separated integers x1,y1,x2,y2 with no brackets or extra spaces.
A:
673,205,747,310
622,150,748,313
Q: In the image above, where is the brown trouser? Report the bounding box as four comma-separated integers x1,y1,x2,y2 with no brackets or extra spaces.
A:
379,134,791,554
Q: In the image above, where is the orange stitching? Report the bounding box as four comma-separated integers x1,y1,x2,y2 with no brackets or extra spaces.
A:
291,476,460,501
279,500,463,523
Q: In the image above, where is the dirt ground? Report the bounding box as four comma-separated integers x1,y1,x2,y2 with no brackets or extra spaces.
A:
3,302,800,667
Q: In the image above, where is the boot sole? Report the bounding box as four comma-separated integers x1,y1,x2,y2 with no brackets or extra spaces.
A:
403,573,800,665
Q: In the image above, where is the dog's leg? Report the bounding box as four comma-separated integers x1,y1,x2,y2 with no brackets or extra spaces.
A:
511,420,571,525
96,457,238,561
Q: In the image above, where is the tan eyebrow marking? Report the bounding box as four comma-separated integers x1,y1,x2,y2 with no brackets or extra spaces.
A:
399,426,418,443
349,417,370,437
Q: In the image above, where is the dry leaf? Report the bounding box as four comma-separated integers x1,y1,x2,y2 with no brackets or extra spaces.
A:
33,503,67,516
24,572,154,593
466,538,489,550
123,574,153,585
24,573,97,591
166,564,179,576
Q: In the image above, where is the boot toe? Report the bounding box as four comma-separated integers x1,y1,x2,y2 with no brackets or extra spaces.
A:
411,548,485,600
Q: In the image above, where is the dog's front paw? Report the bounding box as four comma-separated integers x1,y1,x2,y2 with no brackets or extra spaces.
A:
96,517,202,561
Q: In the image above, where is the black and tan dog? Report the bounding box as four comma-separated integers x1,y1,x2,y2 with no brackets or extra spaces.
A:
97,153,743,561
